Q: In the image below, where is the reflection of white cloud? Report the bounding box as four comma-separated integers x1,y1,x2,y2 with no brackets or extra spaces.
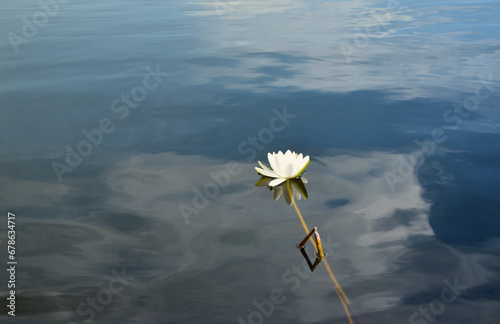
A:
100,150,435,302
13,151,497,321
314,153,428,221
182,0,500,100
105,152,233,224
101,151,500,320
0,176,70,207
104,150,432,261
304,152,433,278
187,0,303,18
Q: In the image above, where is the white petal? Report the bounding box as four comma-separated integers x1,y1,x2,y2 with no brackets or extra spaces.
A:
282,162,294,178
293,155,310,177
255,167,278,178
287,151,296,166
276,152,286,178
269,178,287,187
258,161,273,172
268,152,282,178
291,157,303,177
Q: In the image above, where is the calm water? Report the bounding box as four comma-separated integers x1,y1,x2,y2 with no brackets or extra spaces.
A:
1,0,499,323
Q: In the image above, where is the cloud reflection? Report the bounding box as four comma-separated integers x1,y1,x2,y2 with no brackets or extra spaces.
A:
182,0,500,100
103,150,433,254
11,150,498,322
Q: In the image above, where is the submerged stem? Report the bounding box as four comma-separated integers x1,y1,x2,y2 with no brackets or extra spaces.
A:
286,180,355,324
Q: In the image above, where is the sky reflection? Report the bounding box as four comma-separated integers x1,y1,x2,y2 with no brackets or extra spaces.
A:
1,0,499,322
183,0,500,100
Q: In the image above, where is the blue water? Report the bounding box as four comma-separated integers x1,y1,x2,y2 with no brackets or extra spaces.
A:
1,0,499,323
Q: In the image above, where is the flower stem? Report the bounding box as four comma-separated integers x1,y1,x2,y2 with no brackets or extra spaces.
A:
286,180,355,324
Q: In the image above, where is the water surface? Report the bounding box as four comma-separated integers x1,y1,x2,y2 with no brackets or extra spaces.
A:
0,0,499,323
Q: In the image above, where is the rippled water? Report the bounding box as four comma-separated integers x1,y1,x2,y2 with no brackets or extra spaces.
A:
1,0,499,323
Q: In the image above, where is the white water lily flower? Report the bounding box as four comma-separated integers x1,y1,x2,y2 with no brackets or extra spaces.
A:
255,150,310,187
